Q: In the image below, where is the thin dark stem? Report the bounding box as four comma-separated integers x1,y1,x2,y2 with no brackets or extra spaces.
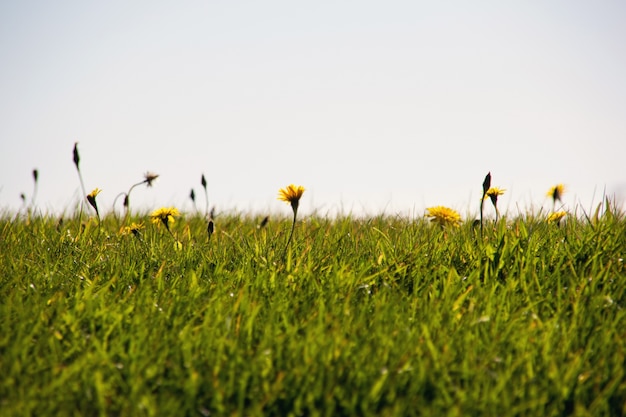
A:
282,209,298,259
166,224,177,241
480,196,485,236
124,180,147,220
162,220,179,246
96,211,101,234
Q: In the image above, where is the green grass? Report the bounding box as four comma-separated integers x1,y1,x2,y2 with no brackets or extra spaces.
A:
1,207,625,416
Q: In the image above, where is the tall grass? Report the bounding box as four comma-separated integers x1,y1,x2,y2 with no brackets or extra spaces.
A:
1,207,625,416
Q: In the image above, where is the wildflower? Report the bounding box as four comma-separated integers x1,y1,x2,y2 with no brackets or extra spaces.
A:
120,222,144,236
123,171,159,216
86,188,101,217
547,211,567,225
144,172,159,187
485,187,505,204
190,189,196,203
484,186,506,223
150,207,180,231
426,206,461,227
278,184,305,257
547,184,565,204
278,184,305,214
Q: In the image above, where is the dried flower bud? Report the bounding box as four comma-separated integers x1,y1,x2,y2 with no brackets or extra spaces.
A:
482,172,491,196
73,142,80,169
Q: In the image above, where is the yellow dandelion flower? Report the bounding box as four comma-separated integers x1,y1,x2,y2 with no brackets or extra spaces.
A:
484,187,506,200
86,188,102,215
278,184,305,204
547,184,565,203
87,188,101,199
547,211,567,224
278,184,305,212
425,206,461,227
484,187,506,218
278,184,305,256
150,207,180,230
120,222,144,236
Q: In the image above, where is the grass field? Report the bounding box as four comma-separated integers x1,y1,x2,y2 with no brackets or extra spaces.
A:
1,204,625,416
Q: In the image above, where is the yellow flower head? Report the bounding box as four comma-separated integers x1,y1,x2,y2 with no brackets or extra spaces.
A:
120,222,145,236
87,188,101,199
278,184,305,212
484,187,506,199
150,207,180,229
484,186,506,208
547,184,565,203
425,206,461,227
86,188,102,215
547,211,567,224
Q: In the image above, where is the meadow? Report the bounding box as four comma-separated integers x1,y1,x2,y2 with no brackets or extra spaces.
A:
1,199,625,416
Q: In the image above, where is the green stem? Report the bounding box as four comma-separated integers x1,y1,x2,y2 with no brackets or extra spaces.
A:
480,196,485,236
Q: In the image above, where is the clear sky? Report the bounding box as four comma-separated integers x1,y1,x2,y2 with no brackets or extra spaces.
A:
1,1,625,218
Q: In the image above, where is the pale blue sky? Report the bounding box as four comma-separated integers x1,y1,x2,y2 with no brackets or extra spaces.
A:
1,1,625,218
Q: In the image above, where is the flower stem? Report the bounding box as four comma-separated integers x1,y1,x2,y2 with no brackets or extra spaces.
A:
282,209,298,259
124,181,145,219
480,196,485,236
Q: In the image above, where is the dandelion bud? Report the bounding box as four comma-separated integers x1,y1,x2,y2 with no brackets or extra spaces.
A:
207,219,214,240
259,215,269,229
482,172,491,196
73,142,80,169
